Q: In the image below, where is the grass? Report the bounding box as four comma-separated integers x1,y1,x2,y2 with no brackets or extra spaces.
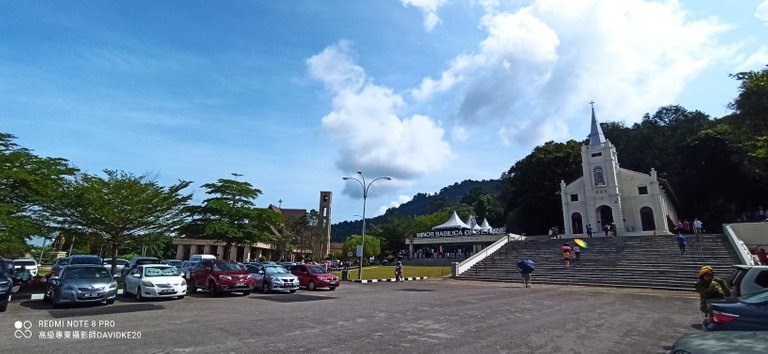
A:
333,265,451,280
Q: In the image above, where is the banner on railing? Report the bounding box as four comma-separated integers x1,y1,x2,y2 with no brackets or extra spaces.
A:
416,227,506,238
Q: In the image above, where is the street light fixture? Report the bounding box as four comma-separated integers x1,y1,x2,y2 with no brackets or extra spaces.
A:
343,171,391,281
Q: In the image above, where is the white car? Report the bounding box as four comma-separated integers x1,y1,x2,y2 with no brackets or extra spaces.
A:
13,258,38,277
123,265,187,300
103,258,129,278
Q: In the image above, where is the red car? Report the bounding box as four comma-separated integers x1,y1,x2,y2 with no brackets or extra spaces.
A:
188,260,253,296
290,264,339,290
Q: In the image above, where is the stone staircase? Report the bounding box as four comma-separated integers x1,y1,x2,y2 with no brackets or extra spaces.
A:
457,234,740,291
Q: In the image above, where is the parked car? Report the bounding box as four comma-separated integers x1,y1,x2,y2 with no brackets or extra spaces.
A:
728,265,768,297
249,263,299,293
163,259,183,268
179,261,199,279
189,254,216,262
49,257,70,278
44,264,118,308
289,264,339,291
669,331,768,354
119,257,161,279
706,288,768,331
123,264,186,300
48,255,103,279
245,263,265,287
103,258,129,278
0,258,14,312
13,258,39,277
188,260,253,296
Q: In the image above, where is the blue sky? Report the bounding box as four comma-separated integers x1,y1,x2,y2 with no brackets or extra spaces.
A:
2,0,767,229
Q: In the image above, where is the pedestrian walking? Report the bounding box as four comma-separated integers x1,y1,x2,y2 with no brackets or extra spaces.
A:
586,224,593,238
516,259,535,288
562,242,571,268
694,266,730,325
693,218,703,235
573,245,581,261
677,233,687,254
610,223,617,237
603,224,610,237
394,259,404,282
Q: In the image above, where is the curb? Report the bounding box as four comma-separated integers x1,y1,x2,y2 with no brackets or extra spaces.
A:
10,289,125,301
350,277,429,284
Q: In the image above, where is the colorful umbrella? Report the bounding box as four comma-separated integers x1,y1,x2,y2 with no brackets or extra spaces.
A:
574,238,589,248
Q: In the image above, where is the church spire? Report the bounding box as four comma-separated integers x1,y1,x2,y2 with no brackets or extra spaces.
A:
588,101,606,148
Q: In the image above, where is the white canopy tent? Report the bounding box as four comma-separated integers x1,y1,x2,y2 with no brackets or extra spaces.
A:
432,211,471,230
480,218,493,232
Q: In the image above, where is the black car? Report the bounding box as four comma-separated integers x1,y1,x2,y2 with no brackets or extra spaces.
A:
0,258,14,312
119,257,161,279
707,288,768,331
49,255,103,278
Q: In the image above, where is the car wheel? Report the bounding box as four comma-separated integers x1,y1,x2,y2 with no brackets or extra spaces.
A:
308,281,316,291
208,281,218,297
177,295,185,300
0,303,7,312
189,281,197,294
123,283,131,297
105,299,115,305
136,286,143,301
263,281,272,293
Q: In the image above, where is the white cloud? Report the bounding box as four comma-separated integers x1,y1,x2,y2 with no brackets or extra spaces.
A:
412,0,731,146
737,46,768,71
307,41,454,193
757,0,768,24
379,194,414,215
401,0,447,31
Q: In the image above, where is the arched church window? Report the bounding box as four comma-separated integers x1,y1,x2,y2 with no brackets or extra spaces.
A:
593,166,605,186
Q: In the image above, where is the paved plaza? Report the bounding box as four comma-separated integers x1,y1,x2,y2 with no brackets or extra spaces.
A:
0,278,703,353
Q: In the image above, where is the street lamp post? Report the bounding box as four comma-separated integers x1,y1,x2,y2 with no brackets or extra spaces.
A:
343,171,391,281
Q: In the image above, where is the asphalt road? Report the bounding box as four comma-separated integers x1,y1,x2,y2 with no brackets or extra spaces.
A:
0,278,703,353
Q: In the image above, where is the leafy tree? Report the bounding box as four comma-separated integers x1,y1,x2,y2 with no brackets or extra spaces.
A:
342,234,381,261
181,174,283,260
461,187,503,226
50,170,192,273
499,140,583,234
0,132,77,256
270,227,296,261
370,215,418,254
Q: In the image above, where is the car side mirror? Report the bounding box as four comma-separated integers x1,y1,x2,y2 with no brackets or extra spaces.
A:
258,270,264,274
132,273,141,278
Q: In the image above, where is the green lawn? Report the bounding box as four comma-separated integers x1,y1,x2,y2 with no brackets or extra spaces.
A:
334,265,451,280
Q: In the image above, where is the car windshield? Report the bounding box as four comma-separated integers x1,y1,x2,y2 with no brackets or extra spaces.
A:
14,260,36,266
104,259,129,265
740,289,768,304
71,257,101,265
63,267,111,279
265,265,289,274
212,262,244,272
246,265,261,273
144,267,179,277
308,266,327,274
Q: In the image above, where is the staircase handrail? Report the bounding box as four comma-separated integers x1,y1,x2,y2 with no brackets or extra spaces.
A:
722,224,757,265
452,234,524,277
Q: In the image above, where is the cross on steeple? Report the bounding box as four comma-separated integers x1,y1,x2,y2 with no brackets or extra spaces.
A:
589,100,595,107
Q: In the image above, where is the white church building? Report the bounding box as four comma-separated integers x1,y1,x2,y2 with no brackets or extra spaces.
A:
559,105,679,236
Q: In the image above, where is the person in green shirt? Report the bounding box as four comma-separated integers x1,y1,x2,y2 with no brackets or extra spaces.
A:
694,265,730,324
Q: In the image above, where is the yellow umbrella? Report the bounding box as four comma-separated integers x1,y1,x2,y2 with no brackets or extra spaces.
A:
574,239,588,248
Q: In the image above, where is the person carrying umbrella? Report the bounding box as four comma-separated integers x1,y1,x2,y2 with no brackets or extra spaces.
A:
516,259,535,288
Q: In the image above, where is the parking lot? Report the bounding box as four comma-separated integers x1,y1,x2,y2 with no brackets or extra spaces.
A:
1,278,703,353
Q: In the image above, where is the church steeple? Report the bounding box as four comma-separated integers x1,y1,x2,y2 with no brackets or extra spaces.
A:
588,101,606,148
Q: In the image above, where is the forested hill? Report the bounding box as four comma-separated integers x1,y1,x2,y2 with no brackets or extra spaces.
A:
331,179,498,242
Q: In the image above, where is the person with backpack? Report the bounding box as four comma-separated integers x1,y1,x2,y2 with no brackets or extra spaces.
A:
562,242,572,268
516,259,535,288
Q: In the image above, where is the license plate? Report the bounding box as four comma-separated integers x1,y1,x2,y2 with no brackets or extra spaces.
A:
285,283,293,287
160,290,176,294
82,293,97,298
329,280,337,284
235,283,245,287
